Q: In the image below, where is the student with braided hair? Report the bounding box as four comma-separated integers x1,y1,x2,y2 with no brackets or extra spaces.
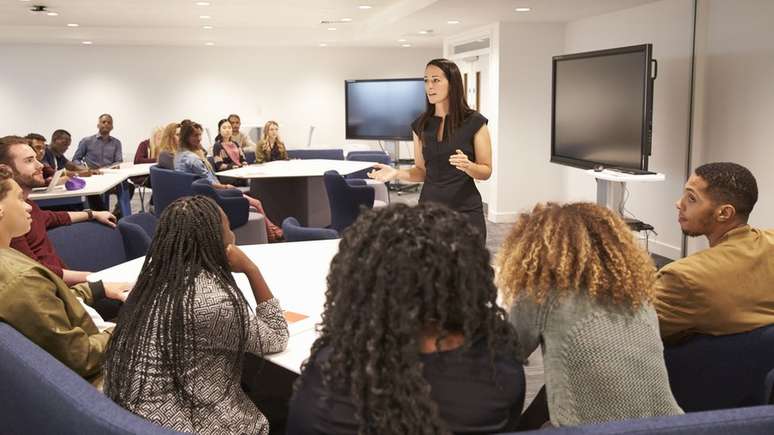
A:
497,202,682,428
104,196,289,434
288,203,525,435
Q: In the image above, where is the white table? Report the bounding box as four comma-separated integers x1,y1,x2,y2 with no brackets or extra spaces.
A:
100,162,154,178
217,159,376,227
88,239,339,373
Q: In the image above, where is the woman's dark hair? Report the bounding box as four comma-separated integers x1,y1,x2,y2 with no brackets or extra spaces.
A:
179,120,200,152
301,202,518,435
416,58,475,141
214,118,231,143
104,196,251,414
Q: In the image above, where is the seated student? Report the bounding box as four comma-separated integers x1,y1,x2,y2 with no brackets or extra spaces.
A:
43,129,96,177
655,162,774,344
155,122,180,169
227,113,257,151
0,136,117,286
0,164,129,386
212,119,248,186
255,120,288,163
104,195,289,434
288,203,525,434
497,202,682,428
174,121,283,241
131,126,163,188
26,133,57,183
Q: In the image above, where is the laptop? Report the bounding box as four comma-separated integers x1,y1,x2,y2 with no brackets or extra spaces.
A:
31,169,66,193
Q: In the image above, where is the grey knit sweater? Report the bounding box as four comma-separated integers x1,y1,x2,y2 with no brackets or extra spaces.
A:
510,292,683,426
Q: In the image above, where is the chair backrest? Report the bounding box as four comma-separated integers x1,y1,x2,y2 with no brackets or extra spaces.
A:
244,149,257,164
517,405,774,434
664,324,774,412
48,221,129,271
346,151,392,179
323,170,375,233
0,322,183,434
156,151,174,169
120,212,158,239
118,220,152,260
191,179,249,229
287,148,344,160
281,217,339,242
149,165,198,215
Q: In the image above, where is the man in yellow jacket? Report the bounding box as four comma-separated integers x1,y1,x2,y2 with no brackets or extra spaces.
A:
655,162,774,344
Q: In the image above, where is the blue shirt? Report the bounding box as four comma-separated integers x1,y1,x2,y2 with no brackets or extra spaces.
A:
72,134,123,168
43,148,69,171
174,150,219,185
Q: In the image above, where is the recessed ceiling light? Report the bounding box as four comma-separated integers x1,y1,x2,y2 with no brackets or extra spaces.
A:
447,20,460,24
515,7,531,12
327,27,337,31
401,43,411,48
81,41,92,45
67,23,79,27
358,5,372,9
419,30,428,34
199,15,211,19
341,18,353,22
202,25,213,29
195,1,211,5
398,38,407,42
205,42,215,46
46,11,59,16
319,43,328,47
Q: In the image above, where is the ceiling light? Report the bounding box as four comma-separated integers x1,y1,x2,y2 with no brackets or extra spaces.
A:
205,42,215,46
327,27,337,31
398,38,407,42
67,23,79,27
358,5,372,9
401,44,411,48
319,43,328,47
515,7,531,12
447,20,460,24
202,25,213,29
199,15,211,19
195,1,211,5
341,18,353,22
81,41,92,45
46,11,59,16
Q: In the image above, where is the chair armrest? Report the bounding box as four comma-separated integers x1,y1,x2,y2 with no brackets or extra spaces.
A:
216,194,249,229
349,184,375,208
218,188,244,198
346,179,367,187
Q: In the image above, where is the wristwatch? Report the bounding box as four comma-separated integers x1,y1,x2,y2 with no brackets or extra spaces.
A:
84,208,94,220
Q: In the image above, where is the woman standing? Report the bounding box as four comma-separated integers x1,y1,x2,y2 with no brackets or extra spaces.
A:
256,121,288,163
368,58,492,241
497,202,682,427
104,196,289,434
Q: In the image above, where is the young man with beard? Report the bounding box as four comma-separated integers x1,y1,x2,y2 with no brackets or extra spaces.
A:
654,162,774,344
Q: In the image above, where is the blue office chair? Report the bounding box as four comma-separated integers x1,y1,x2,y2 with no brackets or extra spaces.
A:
664,324,774,412
287,149,344,160
191,179,268,245
48,221,134,272
117,220,152,260
323,170,375,233
281,217,339,242
346,151,392,180
148,165,198,216
119,212,158,240
244,149,257,164
0,323,184,435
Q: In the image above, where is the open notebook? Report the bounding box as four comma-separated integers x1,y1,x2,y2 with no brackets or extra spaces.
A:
31,169,66,193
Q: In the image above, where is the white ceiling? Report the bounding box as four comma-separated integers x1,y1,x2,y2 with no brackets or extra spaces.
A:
0,0,661,48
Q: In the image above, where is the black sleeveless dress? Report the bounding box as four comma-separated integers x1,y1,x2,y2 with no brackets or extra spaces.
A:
411,112,488,241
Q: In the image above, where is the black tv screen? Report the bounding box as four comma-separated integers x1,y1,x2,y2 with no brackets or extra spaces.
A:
551,44,654,171
345,78,426,141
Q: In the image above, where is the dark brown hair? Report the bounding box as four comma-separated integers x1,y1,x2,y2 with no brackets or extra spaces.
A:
0,135,31,167
416,58,475,141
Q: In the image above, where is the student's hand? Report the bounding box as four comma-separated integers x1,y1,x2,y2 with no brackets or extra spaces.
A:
90,169,103,176
104,282,132,302
93,211,118,228
368,163,398,182
226,244,259,274
449,149,472,171
58,175,71,185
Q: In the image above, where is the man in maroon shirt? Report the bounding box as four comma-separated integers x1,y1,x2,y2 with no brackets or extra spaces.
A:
0,136,118,285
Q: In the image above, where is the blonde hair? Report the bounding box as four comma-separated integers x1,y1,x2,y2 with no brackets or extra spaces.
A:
496,202,656,309
260,120,284,147
148,126,164,159
157,122,180,158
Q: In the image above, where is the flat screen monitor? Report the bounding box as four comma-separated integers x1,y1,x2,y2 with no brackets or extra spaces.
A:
345,78,426,141
551,44,655,171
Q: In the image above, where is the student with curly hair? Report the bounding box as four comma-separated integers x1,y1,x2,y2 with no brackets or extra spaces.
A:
104,196,289,434
497,202,682,427
288,203,525,435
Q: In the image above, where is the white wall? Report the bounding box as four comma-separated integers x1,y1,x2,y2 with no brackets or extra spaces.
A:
490,22,566,222
0,45,440,160
562,0,695,259
687,0,774,253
